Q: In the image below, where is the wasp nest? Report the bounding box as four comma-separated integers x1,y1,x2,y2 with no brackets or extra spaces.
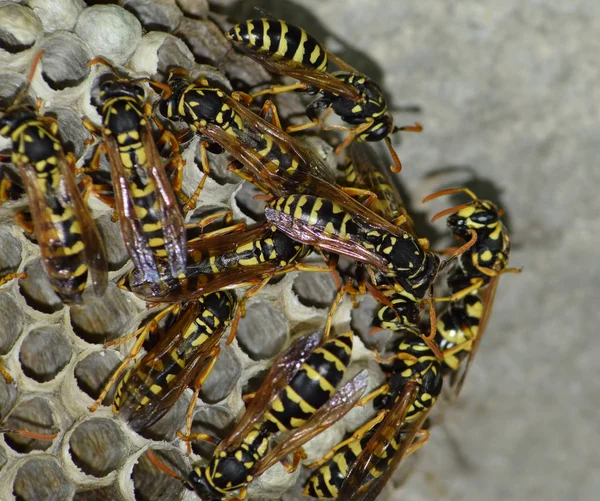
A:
0,2,389,500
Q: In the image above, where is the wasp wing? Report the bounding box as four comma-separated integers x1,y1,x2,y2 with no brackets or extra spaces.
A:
57,150,108,296
204,98,417,243
348,142,417,236
219,332,321,452
126,328,224,430
254,369,368,477
103,133,161,282
451,274,500,396
337,379,420,501
140,122,187,277
16,140,108,299
232,48,362,101
265,203,390,272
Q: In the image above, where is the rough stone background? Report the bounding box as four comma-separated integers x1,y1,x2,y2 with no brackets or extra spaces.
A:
225,1,599,500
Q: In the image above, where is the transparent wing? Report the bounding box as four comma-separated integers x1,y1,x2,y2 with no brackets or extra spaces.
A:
140,123,187,277
233,49,362,100
103,133,160,282
254,369,369,476
451,275,500,396
337,379,420,501
219,332,321,451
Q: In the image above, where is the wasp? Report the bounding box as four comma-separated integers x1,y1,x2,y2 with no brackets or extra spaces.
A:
338,143,435,340
305,335,442,500
127,221,334,341
89,291,236,434
184,331,367,500
265,193,438,304
145,331,367,499
423,187,519,391
225,18,422,173
155,75,437,301
83,57,188,292
0,51,107,304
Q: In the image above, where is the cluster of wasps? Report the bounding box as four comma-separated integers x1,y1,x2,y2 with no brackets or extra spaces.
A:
0,16,519,501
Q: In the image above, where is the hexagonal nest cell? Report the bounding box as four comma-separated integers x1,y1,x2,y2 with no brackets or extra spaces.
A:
0,2,414,501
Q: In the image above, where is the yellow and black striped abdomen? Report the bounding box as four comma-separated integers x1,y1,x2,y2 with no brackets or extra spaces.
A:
262,332,353,433
375,336,442,421
104,99,169,258
227,19,328,72
113,291,235,430
16,124,90,302
373,289,420,333
304,429,389,499
269,194,362,241
436,292,483,373
304,435,366,498
192,427,271,496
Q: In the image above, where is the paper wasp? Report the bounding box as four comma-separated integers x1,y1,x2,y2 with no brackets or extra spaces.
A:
90,291,236,433
225,18,422,173
423,187,519,392
148,331,368,500
339,143,432,339
0,51,107,304
154,73,437,301
127,221,328,307
305,334,442,500
264,193,438,300
83,57,188,292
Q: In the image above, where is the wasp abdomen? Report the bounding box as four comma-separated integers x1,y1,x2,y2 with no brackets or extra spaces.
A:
227,19,328,72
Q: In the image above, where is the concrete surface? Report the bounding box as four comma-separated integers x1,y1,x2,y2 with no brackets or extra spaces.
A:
228,1,599,500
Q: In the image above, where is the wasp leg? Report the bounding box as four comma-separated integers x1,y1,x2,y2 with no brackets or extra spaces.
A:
89,305,180,412
281,447,307,473
304,411,386,469
226,275,272,345
323,280,359,341
182,348,221,455
177,431,220,446
286,107,333,135
181,140,212,213
251,81,309,100
0,360,13,384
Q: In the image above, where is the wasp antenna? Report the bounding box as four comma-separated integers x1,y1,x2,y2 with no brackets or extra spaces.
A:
87,56,117,73
385,136,403,173
147,79,173,99
12,50,45,108
145,449,185,481
438,229,478,271
422,187,478,204
430,202,471,223
0,426,57,441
